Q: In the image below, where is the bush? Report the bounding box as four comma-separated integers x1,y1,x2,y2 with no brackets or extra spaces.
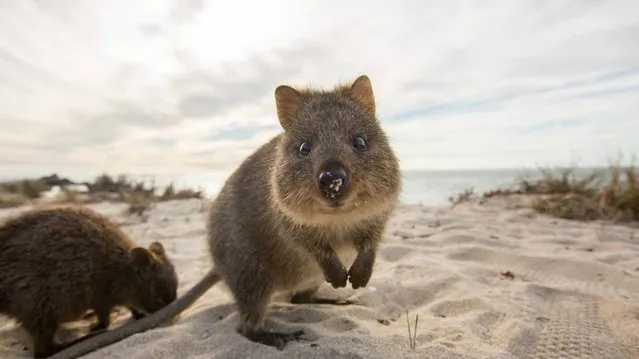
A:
0,193,29,208
451,162,639,223
0,173,206,212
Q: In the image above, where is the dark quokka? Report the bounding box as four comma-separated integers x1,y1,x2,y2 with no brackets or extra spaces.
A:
0,204,178,358
49,74,401,359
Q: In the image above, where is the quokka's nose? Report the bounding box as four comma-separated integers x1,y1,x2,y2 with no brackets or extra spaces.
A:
318,162,349,200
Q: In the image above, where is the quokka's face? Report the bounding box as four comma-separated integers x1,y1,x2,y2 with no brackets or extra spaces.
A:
272,77,401,226
129,242,178,314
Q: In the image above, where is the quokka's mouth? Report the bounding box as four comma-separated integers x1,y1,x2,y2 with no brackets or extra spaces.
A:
316,193,348,208
329,200,345,208
314,197,351,214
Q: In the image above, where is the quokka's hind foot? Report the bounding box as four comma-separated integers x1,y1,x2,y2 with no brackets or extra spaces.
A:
240,327,306,350
290,287,354,306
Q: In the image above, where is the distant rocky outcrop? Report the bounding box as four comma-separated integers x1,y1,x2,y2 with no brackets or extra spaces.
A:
37,174,76,187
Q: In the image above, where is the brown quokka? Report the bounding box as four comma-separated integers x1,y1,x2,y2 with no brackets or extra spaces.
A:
0,204,178,358
49,74,402,359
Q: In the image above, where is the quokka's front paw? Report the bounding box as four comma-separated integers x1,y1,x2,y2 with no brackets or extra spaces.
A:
323,262,348,288
348,256,373,289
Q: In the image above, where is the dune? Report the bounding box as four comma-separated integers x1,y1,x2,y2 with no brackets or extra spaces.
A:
1,196,638,358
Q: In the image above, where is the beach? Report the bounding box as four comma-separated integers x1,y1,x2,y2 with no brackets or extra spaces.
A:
1,196,638,358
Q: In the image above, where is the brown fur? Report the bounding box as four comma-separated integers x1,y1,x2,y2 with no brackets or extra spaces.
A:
208,74,401,348
0,204,178,358
47,74,401,358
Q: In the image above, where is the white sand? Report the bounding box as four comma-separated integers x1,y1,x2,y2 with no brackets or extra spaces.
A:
1,197,638,358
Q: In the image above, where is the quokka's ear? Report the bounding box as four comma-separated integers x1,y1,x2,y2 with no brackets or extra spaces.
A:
274,85,303,131
349,75,375,116
129,247,154,267
149,241,166,258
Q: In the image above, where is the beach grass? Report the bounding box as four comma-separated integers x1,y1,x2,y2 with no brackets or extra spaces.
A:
0,173,203,215
452,162,639,223
4,161,638,224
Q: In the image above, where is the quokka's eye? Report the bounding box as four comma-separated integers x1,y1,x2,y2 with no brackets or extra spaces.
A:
353,136,366,150
299,142,311,155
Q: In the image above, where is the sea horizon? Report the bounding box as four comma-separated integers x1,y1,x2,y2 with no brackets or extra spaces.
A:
0,166,619,207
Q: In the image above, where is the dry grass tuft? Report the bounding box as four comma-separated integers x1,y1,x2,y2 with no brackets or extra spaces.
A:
405,308,419,350
452,161,639,223
159,183,203,202
528,165,638,222
448,187,477,205
0,179,49,208
124,192,155,216
0,179,49,201
0,173,205,212
0,193,29,209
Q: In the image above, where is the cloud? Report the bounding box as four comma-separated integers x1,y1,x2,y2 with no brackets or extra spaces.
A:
170,0,205,22
171,46,313,119
1,0,639,179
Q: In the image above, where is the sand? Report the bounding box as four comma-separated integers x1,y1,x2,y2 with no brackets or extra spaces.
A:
1,196,638,358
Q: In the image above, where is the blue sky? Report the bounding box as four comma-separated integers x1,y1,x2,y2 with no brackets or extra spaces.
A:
1,0,638,179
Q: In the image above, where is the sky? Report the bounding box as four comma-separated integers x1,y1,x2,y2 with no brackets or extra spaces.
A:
1,0,638,181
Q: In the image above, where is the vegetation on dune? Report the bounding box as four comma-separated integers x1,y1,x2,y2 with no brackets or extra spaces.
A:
4,158,638,224
450,161,639,223
0,173,204,215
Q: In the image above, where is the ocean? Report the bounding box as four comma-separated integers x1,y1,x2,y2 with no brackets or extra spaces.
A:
1,167,609,207
138,168,584,207
398,169,527,205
